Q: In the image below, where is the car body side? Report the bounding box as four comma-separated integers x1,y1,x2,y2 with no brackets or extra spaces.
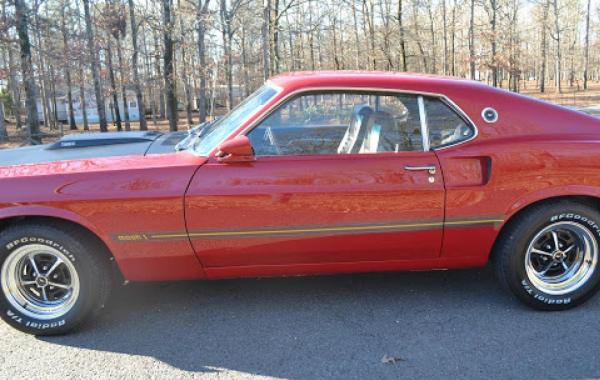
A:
1,72,600,282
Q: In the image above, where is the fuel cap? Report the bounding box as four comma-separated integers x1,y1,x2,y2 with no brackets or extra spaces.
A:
481,107,498,123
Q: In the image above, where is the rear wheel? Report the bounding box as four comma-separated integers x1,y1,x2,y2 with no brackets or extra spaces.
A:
0,222,112,335
494,201,600,310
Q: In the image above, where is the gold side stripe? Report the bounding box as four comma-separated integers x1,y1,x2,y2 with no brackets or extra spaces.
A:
118,218,503,241
444,219,504,226
155,221,445,239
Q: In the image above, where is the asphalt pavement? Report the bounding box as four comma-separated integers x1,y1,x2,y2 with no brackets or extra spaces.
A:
1,266,600,379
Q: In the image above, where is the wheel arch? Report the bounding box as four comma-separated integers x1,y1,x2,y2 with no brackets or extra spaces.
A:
0,207,122,278
491,193,600,261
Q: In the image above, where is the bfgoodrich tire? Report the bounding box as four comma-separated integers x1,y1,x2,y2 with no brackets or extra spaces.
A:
0,221,112,335
494,200,600,310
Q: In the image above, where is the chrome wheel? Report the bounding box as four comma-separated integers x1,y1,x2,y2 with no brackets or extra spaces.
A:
525,222,598,295
1,244,80,320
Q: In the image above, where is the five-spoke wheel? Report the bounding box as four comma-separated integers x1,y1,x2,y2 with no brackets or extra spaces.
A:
494,201,600,310
0,222,112,335
525,222,597,295
1,244,80,320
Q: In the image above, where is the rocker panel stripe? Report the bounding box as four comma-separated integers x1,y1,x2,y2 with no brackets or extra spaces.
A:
113,218,504,242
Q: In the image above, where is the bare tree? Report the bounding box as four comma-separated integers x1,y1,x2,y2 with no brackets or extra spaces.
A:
551,0,562,93
219,0,245,110
163,0,177,131
397,0,407,71
128,0,147,130
539,0,549,93
583,0,591,90
262,0,270,79
14,0,40,144
82,0,108,131
59,1,77,130
196,0,211,122
469,0,476,79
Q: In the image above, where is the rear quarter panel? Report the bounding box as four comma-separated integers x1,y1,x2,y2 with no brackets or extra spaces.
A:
436,86,600,262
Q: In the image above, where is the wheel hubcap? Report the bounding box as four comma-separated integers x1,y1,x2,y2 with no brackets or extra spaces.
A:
1,244,80,320
525,221,598,295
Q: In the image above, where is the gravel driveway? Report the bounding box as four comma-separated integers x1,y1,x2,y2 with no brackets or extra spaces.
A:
1,266,599,379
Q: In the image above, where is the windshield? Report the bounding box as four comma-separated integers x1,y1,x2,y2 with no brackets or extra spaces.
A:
193,85,279,155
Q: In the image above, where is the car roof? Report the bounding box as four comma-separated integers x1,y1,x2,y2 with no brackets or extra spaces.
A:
269,71,485,93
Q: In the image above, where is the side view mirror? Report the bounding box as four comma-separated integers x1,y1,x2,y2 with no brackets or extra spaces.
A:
215,135,255,163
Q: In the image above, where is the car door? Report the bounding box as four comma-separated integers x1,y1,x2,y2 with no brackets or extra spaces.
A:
185,90,446,269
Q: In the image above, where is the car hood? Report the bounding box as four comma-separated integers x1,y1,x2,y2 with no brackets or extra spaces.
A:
0,131,189,167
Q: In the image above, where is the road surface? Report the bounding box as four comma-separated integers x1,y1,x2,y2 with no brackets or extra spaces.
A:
1,267,599,379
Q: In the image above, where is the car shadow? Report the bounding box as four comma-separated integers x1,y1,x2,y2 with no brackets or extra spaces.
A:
39,267,600,379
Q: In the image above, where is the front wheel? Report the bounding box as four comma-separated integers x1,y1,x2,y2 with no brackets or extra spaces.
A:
0,222,112,335
494,201,600,310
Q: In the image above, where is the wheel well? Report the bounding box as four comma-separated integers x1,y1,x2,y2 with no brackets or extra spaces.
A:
490,195,600,261
0,215,122,277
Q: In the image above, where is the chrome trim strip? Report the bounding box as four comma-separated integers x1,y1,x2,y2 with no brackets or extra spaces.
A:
231,86,479,154
418,96,430,151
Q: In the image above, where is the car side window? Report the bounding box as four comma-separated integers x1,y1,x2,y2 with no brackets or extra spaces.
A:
424,97,475,148
247,92,423,156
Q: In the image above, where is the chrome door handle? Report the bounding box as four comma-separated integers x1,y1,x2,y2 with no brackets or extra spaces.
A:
404,165,436,175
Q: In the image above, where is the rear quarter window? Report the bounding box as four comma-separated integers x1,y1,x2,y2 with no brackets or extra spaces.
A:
425,98,475,148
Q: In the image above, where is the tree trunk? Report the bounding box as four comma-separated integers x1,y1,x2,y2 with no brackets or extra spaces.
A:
196,0,209,123
154,31,166,119
178,7,193,126
469,0,476,79
262,0,271,80
540,0,549,93
220,0,234,110
33,21,51,131
427,0,436,73
116,37,131,131
552,0,561,93
75,0,89,131
442,0,448,75
450,0,456,76
490,0,498,87
0,101,5,141
60,3,77,130
163,0,177,131
106,38,122,131
79,75,89,131
584,0,591,90
127,0,147,130
14,0,40,144
351,1,361,69
6,47,23,130
82,0,108,131
397,0,407,71
49,64,60,134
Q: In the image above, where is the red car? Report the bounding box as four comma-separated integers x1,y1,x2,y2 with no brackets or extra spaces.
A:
2,71,600,335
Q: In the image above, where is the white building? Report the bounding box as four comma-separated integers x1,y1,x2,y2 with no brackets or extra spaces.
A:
36,91,141,125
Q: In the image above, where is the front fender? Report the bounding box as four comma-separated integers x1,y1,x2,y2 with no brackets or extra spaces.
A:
0,203,118,262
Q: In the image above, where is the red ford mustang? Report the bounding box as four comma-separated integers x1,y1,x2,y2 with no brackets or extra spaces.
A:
2,71,600,335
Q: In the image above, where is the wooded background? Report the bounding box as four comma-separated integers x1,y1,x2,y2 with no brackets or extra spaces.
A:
0,0,598,145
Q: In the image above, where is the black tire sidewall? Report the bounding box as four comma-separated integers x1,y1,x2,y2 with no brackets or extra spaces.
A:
506,205,600,309
0,226,101,335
